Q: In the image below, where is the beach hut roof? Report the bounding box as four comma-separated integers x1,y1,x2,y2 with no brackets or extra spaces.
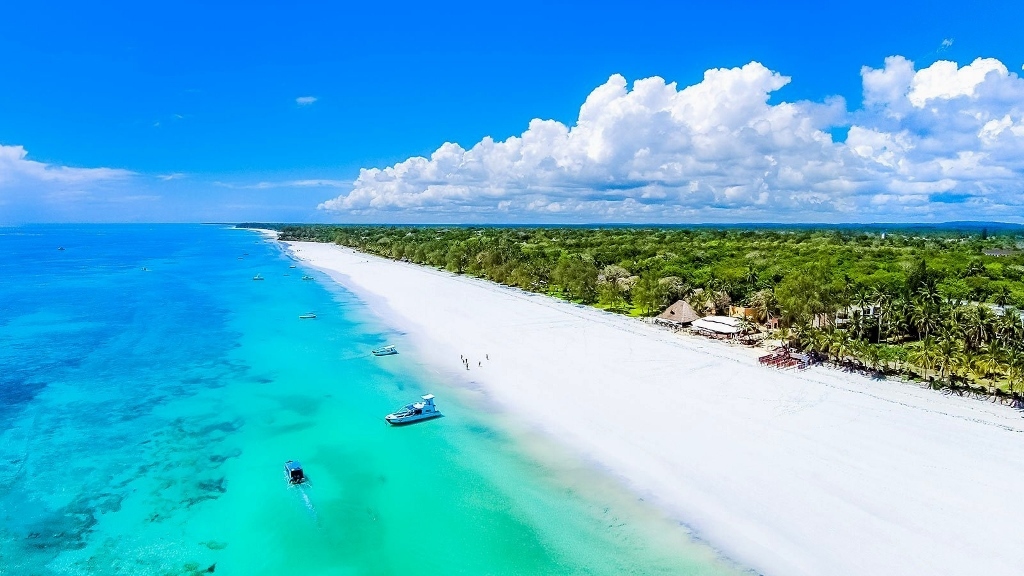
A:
691,316,744,334
657,300,701,324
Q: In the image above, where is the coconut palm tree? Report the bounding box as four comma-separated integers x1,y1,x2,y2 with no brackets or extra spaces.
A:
827,330,850,364
909,336,938,381
910,300,940,340
935,336,963,382
996,306,1023,341
975,340,1005,392
1006,346,1024,400
872,288,893,343
861,343,882,374
917,280,941,309
848,309,866,341
748,288,778,324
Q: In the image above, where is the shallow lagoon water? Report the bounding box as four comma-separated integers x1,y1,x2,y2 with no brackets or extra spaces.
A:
0,225,745,575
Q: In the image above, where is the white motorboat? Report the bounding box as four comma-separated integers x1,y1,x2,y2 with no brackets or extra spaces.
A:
253,274,264,281
385,394,441,425
298,312,316,319
372,345,398,356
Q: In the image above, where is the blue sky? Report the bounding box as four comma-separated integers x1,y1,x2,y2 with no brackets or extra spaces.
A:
2,0,1024,223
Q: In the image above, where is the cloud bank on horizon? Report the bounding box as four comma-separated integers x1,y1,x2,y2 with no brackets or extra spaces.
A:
320,55,1024,222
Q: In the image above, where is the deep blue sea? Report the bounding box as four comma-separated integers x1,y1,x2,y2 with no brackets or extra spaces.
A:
0,225,741,575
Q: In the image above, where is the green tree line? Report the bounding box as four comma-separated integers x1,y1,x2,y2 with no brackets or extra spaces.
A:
254,224,1024,398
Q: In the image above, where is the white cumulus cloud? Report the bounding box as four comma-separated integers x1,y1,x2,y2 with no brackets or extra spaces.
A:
296,96,318,106
0,144,131,186
0,144,135,221
320,56,1024,222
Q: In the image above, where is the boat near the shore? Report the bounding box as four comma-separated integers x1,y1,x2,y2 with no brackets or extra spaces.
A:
299,312,316,319
372,344,398,356
284,460,307,485
302,275,314,281
385,394,441,425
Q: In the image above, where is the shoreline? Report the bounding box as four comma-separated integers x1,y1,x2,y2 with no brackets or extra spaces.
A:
285,239,1024,576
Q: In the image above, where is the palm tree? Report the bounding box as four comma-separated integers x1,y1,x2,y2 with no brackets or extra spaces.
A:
910,300,940,340
909,336,938,381
935,336,962,382
1006,346,1024,400
748,289,777,324
917,280,941,309
688,289,714,316
958,346,981,391
872,287,893,343
848,309,866,341
975,340,1005,393
862,343,882,374
994,286,1011,307
828,330,850,364
996,307,1023,341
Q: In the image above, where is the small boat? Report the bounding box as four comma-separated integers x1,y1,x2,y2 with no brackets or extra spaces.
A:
141,267,149,272
301,275,314,281
253,274,265,281
372,345,398,356
299,313,317,319
289,265,297,269
385,394,441,425
57,247,65,251
284,460,308,485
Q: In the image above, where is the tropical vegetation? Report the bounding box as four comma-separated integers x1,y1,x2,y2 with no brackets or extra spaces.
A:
250,223,1024,400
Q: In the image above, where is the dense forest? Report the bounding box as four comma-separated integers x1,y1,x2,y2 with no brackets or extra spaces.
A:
250,224,1024,399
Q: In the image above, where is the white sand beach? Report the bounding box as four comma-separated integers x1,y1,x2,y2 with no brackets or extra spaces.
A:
288,241,1024,576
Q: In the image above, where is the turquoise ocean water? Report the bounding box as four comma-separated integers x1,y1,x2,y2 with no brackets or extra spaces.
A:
0,225,745,575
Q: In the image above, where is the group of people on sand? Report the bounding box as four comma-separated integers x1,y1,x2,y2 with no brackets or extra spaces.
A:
460,353,489,370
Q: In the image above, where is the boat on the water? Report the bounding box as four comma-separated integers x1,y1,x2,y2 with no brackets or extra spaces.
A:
302,275,314,281
284,460,307,485
372,345,398,356
289,265,297,269
299,313,317,319
57,247,65,251
253,274,264,281
385,394,441,425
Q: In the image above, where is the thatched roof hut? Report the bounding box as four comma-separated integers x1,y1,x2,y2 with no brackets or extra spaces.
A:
656,300,701,326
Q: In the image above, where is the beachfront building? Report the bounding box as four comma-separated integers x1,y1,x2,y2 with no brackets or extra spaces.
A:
690,315,744,338
728,305,758,321
655,299,701,328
